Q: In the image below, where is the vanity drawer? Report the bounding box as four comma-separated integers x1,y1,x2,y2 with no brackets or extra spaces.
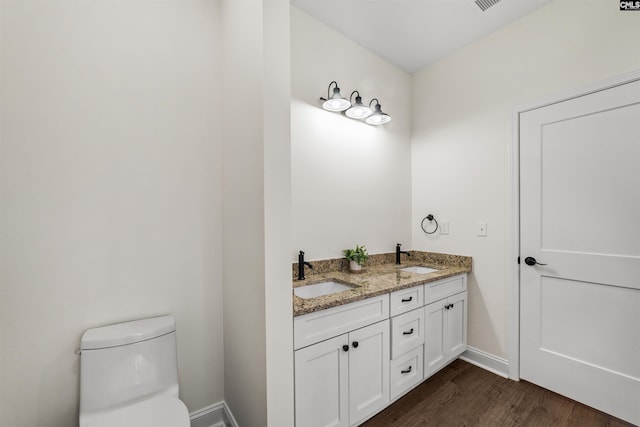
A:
390,285,424,317
390,346,423,401
390,307,424,359
294,295,389,350
424,274,466,305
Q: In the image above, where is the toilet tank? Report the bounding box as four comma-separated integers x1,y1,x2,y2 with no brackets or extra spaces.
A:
79,316,180,415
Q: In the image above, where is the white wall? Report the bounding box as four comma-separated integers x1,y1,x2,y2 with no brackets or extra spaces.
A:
222,0,293,426
0,2,224,426
411,0,640,359
263,0,295,425
291,8,412,262
221,1,267,424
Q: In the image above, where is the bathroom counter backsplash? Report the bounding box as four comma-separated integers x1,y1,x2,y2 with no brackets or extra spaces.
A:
292,251,472,316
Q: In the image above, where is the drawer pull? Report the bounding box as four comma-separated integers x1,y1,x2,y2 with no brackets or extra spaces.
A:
401,296,413,303
402,328,414,335
401,366,412,374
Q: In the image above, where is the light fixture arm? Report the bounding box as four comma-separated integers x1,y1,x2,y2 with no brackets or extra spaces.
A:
350,90,362,104
368,98,380,108
320,81,351,112
325,81,338,100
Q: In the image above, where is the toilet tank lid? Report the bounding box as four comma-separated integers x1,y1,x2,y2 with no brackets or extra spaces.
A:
81,315,175,350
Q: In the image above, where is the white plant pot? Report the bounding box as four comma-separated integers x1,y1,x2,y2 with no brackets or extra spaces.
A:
350,260,362,272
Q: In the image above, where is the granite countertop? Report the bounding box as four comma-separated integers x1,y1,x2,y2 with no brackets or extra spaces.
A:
293,251,472,317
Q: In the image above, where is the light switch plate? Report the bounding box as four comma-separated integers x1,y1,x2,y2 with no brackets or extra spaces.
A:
477,221,487,237
440,220,450,235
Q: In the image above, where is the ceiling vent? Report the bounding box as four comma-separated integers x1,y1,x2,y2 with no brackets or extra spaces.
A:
475,0,502,12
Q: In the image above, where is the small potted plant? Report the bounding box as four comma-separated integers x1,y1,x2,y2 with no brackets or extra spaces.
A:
343,244,369,272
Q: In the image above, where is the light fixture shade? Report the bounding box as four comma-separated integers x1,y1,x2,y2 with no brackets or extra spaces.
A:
345,91,372,119
366,101,391,125
321,82,351,112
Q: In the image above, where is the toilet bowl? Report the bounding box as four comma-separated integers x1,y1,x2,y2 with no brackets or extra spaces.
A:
79,315,190,427
81,395,189,427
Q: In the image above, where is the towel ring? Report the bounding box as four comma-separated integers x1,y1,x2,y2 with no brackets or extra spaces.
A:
421,214,439,234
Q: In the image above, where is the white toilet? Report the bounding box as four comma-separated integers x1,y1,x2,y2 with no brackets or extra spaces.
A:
79,315,190,427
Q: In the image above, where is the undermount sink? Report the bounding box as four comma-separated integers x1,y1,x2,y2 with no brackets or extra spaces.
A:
400,266,439,275
294,281,355,299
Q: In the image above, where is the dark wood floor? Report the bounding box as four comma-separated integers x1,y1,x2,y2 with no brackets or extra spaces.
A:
362,359,636,427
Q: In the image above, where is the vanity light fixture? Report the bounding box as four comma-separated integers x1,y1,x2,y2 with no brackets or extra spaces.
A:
320,82,391,125
345,91,372,119
365,98,391,125
320,81,351,112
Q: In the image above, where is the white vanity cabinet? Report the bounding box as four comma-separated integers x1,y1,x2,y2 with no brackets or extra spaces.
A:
294,334,349,427
389,274,467,399
389,309,425,400
424,286,467,378
347,320,390,425
294,296,390,427
294,273,468,426
388,286,426,401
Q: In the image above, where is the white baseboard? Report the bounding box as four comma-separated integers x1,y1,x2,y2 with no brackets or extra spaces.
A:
223,402,239,427
459,346,509,378
190,401,238,427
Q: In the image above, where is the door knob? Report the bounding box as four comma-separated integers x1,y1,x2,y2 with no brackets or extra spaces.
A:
524,256,547,266
342,345,349,352
352,341,359,348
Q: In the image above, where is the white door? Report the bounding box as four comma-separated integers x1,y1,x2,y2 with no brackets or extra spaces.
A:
294,334,349,427
348,320,389,426
520,78,640,425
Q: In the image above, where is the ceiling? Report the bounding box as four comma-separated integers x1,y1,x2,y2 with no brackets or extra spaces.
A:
291,0,554,74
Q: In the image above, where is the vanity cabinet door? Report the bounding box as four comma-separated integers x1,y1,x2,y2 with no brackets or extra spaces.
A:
445,291,467,358
424,291,468,378
295,334,349,427
424,299,446,378
348,320,390,426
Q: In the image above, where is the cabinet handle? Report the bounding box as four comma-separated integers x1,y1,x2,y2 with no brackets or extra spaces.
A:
401,296,413,303
401,366,412,374
403,328,414,335
352,341,359,348
342,345,349,352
